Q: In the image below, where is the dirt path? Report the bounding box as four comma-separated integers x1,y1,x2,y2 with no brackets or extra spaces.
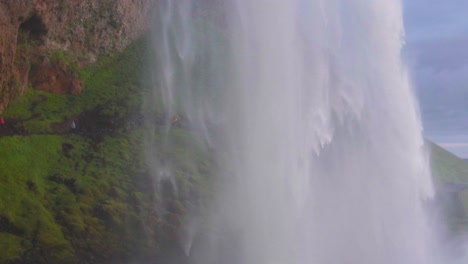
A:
0,108,122,141
0,119,28,136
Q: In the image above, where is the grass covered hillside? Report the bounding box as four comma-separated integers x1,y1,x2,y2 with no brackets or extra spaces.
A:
429,141,468,232
430,141,468,185
0,37,212,264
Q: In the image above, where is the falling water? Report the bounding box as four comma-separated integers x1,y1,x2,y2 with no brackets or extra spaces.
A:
150,0,437,263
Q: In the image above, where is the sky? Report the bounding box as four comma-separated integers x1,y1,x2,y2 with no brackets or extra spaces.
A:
403,0,468,158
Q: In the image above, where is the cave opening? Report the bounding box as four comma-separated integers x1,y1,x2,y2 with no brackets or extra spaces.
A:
13,14,49,96
17,14,48,44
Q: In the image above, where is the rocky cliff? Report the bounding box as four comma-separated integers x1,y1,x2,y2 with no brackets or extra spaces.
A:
0,0,153,112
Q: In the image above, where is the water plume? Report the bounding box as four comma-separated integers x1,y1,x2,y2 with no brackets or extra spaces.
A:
149,1,438,263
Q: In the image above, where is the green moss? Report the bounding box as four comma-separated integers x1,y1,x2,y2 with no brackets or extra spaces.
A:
0,135,63,188
0,135,74,261
50,50,80,73
4,37,148,134
2,90,36,120
0,233,26,263
0,35,213,263
0,127,211,262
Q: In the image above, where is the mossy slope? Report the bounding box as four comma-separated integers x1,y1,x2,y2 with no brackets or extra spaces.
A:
430,141,468,185
0,38,211,264
429,141,468,232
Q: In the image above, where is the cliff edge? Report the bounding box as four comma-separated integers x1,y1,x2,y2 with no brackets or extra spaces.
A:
0,0,153,111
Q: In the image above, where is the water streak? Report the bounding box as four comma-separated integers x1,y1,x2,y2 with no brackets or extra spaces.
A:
150,1,437,263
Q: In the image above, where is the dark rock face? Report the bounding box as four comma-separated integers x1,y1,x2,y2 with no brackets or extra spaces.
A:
0,0,154,111
29,59,83,94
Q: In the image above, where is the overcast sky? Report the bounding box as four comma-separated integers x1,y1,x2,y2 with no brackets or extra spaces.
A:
403,0,468,158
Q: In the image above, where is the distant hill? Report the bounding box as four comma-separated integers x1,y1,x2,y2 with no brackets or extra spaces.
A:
429,141,468,231
429,141,468,185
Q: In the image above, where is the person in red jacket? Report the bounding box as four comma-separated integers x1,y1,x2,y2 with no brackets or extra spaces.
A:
0,116,4,128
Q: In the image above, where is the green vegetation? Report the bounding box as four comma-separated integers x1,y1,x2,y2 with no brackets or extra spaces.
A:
429,141,468,185
0,37,212,263
429,141,468,233
4,37,147,134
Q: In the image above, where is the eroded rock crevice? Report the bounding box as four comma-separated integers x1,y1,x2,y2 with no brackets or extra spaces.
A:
18,14,48,43
13,14,49,97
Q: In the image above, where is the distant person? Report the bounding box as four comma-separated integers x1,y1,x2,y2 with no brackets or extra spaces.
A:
171,116,179,125
0,116,5,128
71,120,76,130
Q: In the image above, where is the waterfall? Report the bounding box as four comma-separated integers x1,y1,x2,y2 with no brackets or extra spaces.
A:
149,0,438,263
